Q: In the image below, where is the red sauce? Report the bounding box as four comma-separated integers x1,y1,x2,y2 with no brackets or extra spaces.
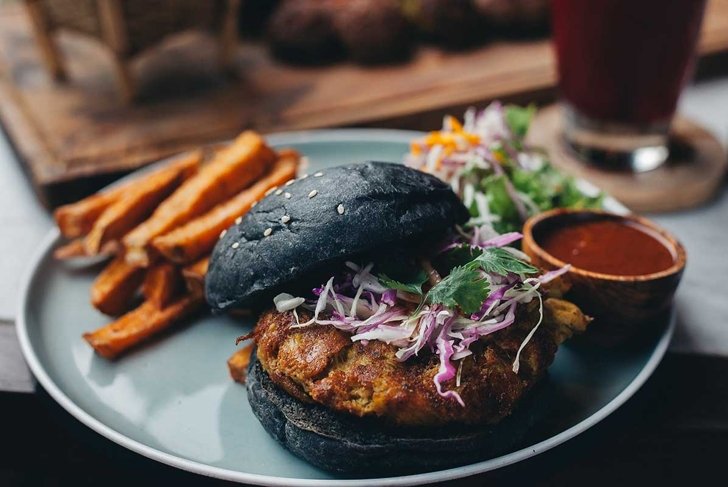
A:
538,218,675,276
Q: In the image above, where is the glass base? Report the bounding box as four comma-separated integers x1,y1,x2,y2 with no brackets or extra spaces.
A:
563,105,671,172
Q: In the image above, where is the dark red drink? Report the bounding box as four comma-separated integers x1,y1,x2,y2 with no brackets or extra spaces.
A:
552,0,706,126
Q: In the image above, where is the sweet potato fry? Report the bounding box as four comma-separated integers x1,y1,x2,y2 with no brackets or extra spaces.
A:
227,344,254,384
152,150,299,263
182,256,209,294
53,239,119,260
83,292,204,359
53,181,135,239
54,193,115,239
54,239,88,259
91,256,146,316
141,263,183,309
84,152,201,255
123,132,276,266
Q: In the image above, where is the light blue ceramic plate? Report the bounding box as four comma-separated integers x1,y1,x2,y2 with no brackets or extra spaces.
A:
17,130,673,486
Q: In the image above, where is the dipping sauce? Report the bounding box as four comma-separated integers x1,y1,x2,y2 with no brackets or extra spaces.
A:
538,218,676,276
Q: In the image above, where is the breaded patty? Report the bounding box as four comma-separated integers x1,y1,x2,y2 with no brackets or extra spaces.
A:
253,298,589,426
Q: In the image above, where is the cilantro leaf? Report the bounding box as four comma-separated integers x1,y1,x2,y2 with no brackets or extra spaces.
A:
474,247,538,277
438,243,482,270
426,266,490,315
379,270,428,296
504,104,536,138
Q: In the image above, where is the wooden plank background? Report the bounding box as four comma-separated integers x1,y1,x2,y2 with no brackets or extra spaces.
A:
1,0,727,206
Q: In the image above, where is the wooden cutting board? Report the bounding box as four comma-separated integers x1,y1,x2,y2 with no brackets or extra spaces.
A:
2,1,728,207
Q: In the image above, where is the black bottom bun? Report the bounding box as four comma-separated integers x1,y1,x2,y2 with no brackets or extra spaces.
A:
247,356,549,475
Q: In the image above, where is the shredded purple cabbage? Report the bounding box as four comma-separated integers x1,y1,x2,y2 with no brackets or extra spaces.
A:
275,250,566,406
433,320,464,407
538,265,572,284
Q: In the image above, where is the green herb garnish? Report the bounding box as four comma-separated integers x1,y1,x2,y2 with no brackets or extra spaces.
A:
426,265,490,315
472,247,538,277
379,271,428,296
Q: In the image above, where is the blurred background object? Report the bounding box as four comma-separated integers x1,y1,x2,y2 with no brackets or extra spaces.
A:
552,0,707,172
401,0,485,49
330,0,414,64
1,0,727,207
237,0,279,38
24,0,240,102
265,0,343,65
528,0,727,213
261,0,548,63
475,0,550,35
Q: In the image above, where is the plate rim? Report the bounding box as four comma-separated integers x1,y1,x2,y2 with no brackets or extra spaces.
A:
16,128,670,487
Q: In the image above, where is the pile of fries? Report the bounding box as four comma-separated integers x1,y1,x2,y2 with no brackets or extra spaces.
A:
53,131,300,361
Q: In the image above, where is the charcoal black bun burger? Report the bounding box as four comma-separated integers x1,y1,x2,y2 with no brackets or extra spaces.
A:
206,161,469,310
206,161,590,474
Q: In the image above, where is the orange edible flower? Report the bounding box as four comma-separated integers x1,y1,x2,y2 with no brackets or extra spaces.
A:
446,116,464,132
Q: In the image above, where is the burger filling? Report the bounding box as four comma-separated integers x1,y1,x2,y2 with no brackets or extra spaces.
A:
272,228,572,406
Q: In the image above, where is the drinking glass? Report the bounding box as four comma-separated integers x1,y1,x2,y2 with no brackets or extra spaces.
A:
551,0,707,172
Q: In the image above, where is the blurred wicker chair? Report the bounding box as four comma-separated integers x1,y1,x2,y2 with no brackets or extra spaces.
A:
24,0,240,102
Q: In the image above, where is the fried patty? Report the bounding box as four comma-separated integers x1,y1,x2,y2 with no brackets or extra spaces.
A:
253,298,589,427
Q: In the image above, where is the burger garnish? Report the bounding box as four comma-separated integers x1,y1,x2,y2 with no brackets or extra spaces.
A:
273,231,569,406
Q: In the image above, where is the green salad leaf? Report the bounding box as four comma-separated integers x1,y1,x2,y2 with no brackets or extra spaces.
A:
557,178,604,209
505,104,536,139
510,167,560,211
481,175,521,234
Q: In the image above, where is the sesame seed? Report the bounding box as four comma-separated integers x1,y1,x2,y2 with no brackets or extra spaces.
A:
219,229,227,239
308,190,318,199
313,172,324,177
265,186,277,196
251,201,257,207
275,189,283,196
281,215,291,224
284,179,295,187
235,216,242,224
337,204,345,215
299,174,309,180
264,228,272,237
231,242,239,249
284,192,292,199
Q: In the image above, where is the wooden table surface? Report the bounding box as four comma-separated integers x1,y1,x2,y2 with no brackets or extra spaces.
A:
1,76,727,485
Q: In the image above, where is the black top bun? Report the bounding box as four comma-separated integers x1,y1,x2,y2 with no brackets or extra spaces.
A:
206,161,469,311
246,356,546,475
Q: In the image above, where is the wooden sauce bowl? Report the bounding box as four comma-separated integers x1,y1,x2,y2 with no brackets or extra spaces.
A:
522,209,686,342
